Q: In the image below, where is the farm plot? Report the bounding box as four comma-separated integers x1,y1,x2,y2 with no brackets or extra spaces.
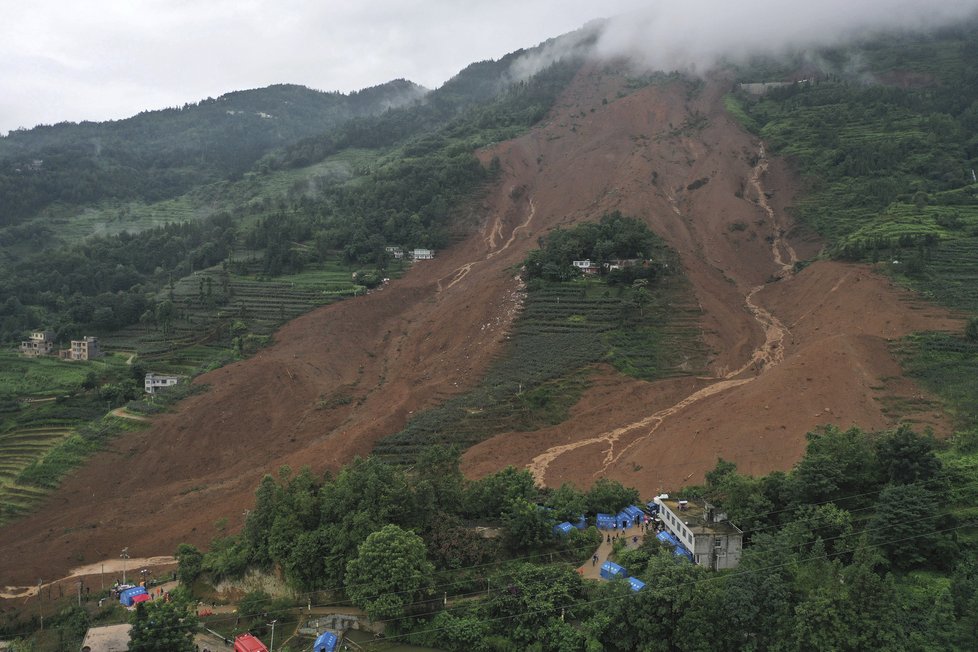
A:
106,254,371,369
374,277,705,464
904,237,978,311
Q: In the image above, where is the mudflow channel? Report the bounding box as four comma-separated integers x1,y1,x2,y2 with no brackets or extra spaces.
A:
527,145,798,484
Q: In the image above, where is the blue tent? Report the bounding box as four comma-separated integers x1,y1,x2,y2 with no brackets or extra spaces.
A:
574,515,587,529
553,522,574,536
656,531,680,548
313,631,338,652
645,500,660,514
627,577,646,592
624,505,645,521
119,586,147,606
600,561,629,580
615,511,632,529
596,513,616,529
674,546,694,562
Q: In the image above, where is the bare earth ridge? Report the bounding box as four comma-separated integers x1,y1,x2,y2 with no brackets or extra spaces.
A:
0,65,961,587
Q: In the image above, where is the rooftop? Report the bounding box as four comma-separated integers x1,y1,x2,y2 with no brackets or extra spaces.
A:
81,623,132,651
659,497,742,537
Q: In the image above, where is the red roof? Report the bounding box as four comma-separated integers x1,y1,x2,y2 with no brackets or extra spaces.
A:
131,593,151,604
234,634,269,652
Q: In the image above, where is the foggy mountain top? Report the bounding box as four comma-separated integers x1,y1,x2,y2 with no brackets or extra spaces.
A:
516,0,978,80
3,1,978,135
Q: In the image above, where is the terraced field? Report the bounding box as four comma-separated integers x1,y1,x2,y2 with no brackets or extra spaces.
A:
107,252,391,371
374,276,704,463
0,424,74,523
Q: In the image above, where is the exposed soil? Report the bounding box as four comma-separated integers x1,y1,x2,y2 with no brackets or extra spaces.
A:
0,63,962,589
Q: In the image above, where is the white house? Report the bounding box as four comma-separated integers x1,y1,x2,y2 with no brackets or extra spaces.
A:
654,495,743,570
144,373,181,395
412,248,434,260
571,259,599,275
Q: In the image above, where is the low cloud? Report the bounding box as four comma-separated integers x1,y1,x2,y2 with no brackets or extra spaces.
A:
591,0,978,75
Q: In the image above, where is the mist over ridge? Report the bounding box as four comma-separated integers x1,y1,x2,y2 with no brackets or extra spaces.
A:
512,0,978,79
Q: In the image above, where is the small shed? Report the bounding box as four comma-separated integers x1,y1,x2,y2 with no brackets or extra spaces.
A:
627,577,646,592
553,522,574,536
119,586,147,606
313,631,338,652
599,561,628,580
596,513,616,529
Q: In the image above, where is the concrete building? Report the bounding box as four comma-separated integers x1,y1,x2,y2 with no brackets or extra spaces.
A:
412,248,434,260
68,336,101,361
385,245,405,259
19,330,56,357
654,496,743,570
144,373,181,395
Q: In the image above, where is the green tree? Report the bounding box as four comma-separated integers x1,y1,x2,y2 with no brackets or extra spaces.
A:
462,466,537,518
128,599,198,652
344,524,434,621
868,483,951,570
501,497,555,552
791,426,882,506
486,563,585,647
544,483,587,523
154,300,175,336
585,477,639,514
875,425,942,484
413,445,464,518
174,543,203,586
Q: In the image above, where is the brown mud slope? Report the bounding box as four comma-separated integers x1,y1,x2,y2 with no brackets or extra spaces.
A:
0,64,961,586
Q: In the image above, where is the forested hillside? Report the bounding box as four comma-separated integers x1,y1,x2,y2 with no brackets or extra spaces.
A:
0,80,426,227
0,30,579,346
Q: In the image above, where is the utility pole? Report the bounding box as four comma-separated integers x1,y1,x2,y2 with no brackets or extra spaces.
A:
78,581,82,606
121,547,130,585
101,563,104,590
267,620,277,652
37,579,42,630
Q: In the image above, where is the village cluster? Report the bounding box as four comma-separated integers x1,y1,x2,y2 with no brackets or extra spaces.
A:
19,330,183,396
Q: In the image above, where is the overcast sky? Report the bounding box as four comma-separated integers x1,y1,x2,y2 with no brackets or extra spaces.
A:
2,0,978,136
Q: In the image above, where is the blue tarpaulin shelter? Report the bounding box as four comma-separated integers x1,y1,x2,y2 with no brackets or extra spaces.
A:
596,513,616,529
574,515,587,529
119,586,147,606
628,577,646,592
656,531,680,547
674,546,694,561
553,522,574,536
624,505,645,522
313,631,338,652
600,561,628,580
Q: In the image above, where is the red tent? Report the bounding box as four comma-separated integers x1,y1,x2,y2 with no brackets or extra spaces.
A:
131,593,151,604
